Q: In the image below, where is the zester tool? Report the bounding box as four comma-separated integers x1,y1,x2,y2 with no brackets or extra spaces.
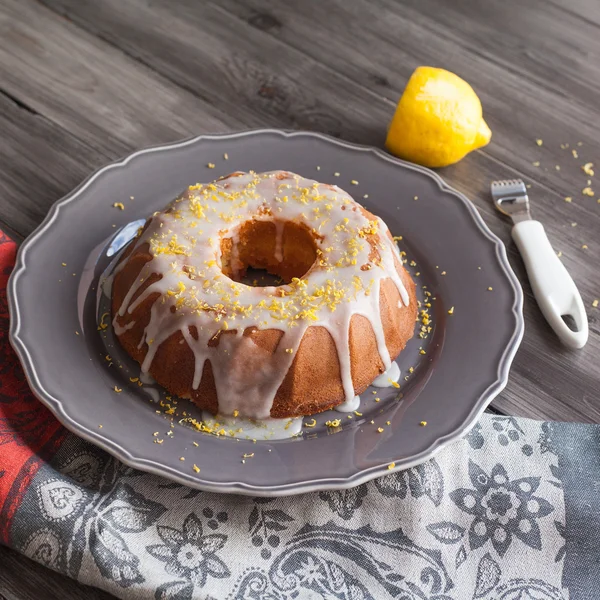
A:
491,178,588,349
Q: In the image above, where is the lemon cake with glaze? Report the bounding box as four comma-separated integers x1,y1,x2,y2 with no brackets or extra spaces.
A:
111,170,417,419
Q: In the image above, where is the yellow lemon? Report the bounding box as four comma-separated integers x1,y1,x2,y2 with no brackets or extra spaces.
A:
385,67,491,168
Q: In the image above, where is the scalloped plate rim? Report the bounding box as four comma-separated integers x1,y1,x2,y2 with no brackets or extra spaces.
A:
8,129,524,495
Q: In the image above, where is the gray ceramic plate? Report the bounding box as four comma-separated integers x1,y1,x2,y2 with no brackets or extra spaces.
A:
9,130,523,496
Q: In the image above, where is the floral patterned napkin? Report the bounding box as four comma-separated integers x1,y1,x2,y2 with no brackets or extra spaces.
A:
1,231,598,600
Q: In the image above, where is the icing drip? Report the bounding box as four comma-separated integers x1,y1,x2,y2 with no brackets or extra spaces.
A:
113,319,136,336
335,394,361,413
139,371,157,385
138,371,160,402
113,171,410,418
143,387,160,403
372,362,401,387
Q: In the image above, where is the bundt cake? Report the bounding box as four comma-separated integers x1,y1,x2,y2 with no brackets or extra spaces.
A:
111,170,417,420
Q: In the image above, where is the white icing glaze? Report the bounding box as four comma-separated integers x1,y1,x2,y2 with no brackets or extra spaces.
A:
139,371,157,385
142,386,161,403
335,394,361,413
371,362,401,387
137,371,161,402
113,171,409,419
113,319,136,336
200,411,303,440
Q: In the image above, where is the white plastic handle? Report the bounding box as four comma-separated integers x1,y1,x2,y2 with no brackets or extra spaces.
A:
512,220,588,349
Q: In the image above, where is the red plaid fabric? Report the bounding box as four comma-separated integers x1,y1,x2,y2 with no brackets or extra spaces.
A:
0,231,66,543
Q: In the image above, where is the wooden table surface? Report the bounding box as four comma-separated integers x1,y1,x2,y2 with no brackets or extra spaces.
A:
0,0,599,597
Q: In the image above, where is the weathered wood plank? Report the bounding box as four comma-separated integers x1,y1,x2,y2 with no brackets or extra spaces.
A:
36,0,600,276
0,0,232,156
218,0,600,113
35,2,599,255
216,0,600,210
0,546,113,600
35,0,391,145
31,0,600,251
0,92,108,237
546,0,600,27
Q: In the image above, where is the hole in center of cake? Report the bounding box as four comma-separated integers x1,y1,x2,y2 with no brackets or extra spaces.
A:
220,219,318,286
